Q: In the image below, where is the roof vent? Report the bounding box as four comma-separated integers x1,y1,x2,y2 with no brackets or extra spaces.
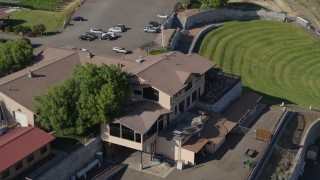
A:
28,70,34,78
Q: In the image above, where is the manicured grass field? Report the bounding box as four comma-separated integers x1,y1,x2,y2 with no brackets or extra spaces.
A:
8,9,65,32
196,20,320,110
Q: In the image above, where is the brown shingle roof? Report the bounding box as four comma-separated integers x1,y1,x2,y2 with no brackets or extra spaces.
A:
0,11,9,19
127,52,215,96
113,101,171,134
0,51,81,111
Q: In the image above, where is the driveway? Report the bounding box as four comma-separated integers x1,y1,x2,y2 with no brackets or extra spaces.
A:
1,0,174,57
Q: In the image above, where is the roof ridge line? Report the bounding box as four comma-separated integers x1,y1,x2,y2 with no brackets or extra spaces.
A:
0,52,78,86
0,126,35,148
137,51,177,74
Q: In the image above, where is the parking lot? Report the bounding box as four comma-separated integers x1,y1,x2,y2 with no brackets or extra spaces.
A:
6,0,174,57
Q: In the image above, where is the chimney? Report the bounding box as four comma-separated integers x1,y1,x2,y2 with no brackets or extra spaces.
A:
28,70,34,78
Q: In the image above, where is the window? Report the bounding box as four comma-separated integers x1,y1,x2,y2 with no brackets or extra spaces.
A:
185,77,193,92
192,90,197,102
2,169,9,179
186,96,190,107
135,133,141,143
110,123,121,137
15,162,23,171
27,154,34,163
122,125,134,141
144,122,157,142
166,116,170,126
175,106,177,115
143,87,159,101
133,90,142,95
158,119,163,132
198,88,201,97
40,146,47,154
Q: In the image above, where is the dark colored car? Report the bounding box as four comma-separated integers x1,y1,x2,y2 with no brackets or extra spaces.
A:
100,34,115,40
79,34,95,41
72,16,85,21
83,32,98,39
148,21,160,29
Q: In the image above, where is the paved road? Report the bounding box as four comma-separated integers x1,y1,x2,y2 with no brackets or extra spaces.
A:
0,0,174,57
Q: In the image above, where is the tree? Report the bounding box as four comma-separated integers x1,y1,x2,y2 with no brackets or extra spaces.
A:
201,0,228,9
0,38,33,77
34,64,131,134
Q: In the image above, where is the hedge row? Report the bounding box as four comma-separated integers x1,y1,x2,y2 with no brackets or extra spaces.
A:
3,24,46,37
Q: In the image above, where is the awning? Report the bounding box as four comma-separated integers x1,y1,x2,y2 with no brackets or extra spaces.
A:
182,135,208,153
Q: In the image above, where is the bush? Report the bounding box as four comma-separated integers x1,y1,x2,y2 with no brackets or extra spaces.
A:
5,26,13,33
13,25,24,34
25,31,36,37
32,24,46,36
22,26,32,35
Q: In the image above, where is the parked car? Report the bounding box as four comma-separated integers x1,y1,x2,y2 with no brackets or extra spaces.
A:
79,34,95,41
100,34,115,40
148,21,160,29
83,32,98,39
72,16,85,21
113,47,128,54
115,24,126,31
109,26,123,33
90,28,105,34
102,32,116,38
144,26,158,33
157,14,168,19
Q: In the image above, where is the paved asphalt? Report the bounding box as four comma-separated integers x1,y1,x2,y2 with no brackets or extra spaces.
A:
0,0,174,57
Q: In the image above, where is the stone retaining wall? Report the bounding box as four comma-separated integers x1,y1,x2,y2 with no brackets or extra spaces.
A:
181,9,286,30
169,28,180,50
289,119,320,180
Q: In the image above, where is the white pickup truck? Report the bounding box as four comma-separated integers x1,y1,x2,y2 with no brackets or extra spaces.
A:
113,47,128,54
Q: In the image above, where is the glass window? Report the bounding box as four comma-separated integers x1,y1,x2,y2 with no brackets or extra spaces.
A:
40,146,47,154
135,133,141,143
15,162,23,171
158,119,163,132
122,125,134,141
143,87,159,101
2,169,10,179
192,90,197,102
185,78,193,92
186,96,190,107
27,154,34,163
110,123,121,137
133,90,142,95
175,106,177,115
144,122,157,142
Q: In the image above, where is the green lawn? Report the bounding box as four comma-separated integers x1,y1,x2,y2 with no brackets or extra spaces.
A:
8,10,65,32
196,20,320,110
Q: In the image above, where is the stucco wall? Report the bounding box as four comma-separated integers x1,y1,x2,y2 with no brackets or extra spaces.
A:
289,119,320,180
37,138,102,180
196,80,242,113
181,9,286,30
0,92,35,126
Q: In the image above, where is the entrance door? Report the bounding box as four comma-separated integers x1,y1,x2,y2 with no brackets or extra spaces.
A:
14,111,28,127
179,100,185,113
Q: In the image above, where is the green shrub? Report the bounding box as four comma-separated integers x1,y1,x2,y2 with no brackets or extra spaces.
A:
5,26,13,33
149,49,171,55
32,24,46,36
13,25,24,34
22,26,32,35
